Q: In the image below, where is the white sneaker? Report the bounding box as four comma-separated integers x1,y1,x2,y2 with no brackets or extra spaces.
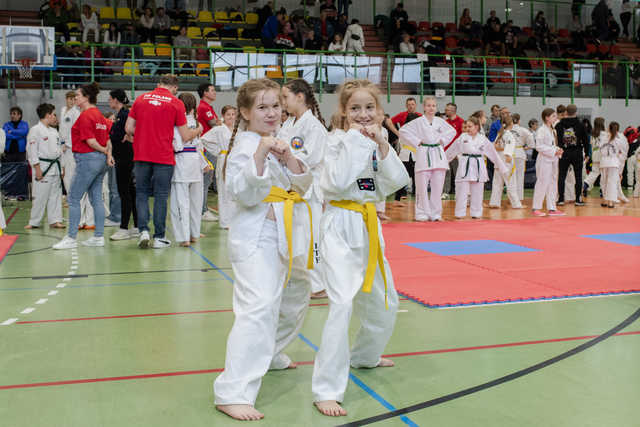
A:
441,193,449,200
129,227,140,238
82,236,105,247
152,237,171,248
138,230,151,249
53,235,77,250
202,211,218,222
104,219,120,227
110,229,132,241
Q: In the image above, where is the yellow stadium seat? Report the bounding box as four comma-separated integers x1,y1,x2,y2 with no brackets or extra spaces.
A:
203,27,217,38
67,22,79,30
156,43,172,56
116,7,132,20
187,27,202,39
198,11,214,23
229,12,243,22
214,11,229,22
196,63,210,76
170,26,180,31
140,43,155,56
123,61,140,75
100,7,115,20
243,46,257,53
245,12,258,25
266,66,283,79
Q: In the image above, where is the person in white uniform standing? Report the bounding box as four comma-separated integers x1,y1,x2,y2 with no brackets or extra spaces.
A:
312,79,409,417
511,113,535,201
489,115,523,209
25,103,65,229
532,108,565,217
599,121,627,208
169,93,210,246
399,96,456,221
200,105,237,229
583,117,605,197
214,79,312,422
447,116,508,218
59,91,80,195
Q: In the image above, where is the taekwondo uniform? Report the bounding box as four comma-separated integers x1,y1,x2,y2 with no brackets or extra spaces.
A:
584,137,601,192
446,132,508,218
0,131,5,229
399,116,456,221
269,109,328,370
599,132,625,202
201,124,234,228
512,124,534,200
616,134,630,203
214,131,312,406
489,129,522,209
533,126,562,211
634,149,640,198
311,128,409,403
59,105,80,194
170,115,207,243
26,121,63,227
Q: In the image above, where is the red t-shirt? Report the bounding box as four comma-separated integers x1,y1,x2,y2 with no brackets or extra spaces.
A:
71,107,111,153
391,110,422,127
129,87,187,165
197,99,218,135
445,115,465,150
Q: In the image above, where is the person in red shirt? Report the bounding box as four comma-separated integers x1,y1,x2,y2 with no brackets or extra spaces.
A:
125,74,202,249
53,82,114,250
196,82,220,222
444,102,465,196
391,97,422,127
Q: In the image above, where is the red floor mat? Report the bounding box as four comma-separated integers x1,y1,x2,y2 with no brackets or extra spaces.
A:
384,216,640,307
0,234,18,264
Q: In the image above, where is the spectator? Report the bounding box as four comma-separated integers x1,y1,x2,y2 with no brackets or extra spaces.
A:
320,0,338,21
392,97,422,129
484,22,505,56
103,23,122,58
606,13,620,43
256,1,274,32
303,29,323,50
2,107,30,199
173,26,193,60
570,14,587,51
66,0,80,21
337,0,349,17
555,104,589,206
489,106,510,142
315,9,335,47
486,104,500,135
44,4,71,42
459,8,472,34
390,3,412,35
398,32,415,54
620,0,633,39
196,83,220,222
53,82,112,250
328,33,346,52
261,9,286,49
138,7,154,43
81,4,99,43
59,91,79,197
486,10,500,29
344,18,365,52
591,0,609,41
125,74,202,249
334,13,348,37
274,20,296,49
153,7,173,43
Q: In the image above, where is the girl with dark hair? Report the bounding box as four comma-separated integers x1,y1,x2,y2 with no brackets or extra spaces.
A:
532,108,565,217
599,121,627,207
53,82,114,249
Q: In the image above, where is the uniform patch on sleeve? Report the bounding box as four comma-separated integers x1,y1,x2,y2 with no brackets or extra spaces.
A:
291,136,304,150
357,178,376,191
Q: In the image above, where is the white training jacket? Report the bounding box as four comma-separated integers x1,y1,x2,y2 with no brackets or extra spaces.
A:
399,115,456,172
446,132,507,183
511,124,535,159
201,124,232,180
277,109,328,202
598,132,628,169
225,131,312,263
59,106,80,148
172,115,206,183
535,125,561,164
26,121,62,176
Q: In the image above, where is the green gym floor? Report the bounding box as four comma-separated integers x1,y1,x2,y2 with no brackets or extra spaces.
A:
0,191,638,427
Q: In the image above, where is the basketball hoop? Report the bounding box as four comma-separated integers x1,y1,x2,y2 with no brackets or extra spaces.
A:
17,59,35,80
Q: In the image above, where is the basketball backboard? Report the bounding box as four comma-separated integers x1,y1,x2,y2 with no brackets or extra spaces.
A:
0,25,56,70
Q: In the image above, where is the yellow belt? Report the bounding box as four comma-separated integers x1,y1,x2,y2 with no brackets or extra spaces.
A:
263,186,314,287
329,200,388,309
219,150,228,155
200,150,214,170
402,144,417,154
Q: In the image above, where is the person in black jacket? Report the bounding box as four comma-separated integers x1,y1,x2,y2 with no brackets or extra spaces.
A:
555,104,589,205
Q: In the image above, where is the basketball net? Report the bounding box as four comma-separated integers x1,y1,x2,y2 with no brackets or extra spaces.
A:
17,59,35,79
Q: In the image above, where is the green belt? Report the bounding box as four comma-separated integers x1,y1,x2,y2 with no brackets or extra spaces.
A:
462,153,482,182
419,143,442,167
39,157,61,177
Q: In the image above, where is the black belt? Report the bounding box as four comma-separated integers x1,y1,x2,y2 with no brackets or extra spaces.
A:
462,153,482,182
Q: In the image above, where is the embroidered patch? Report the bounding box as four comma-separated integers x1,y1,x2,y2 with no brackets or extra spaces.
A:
357,178,376,191
291,136,304,150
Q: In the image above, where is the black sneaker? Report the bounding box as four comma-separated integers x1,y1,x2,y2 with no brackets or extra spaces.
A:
557,200,565,206
582,183,588,198
575,200,585,206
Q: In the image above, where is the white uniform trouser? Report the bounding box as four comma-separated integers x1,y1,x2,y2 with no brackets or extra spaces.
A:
61,148,75,194
627,155,637,187
489,156,521,208
584,163,601,190
634,157,640,197
312,218,399,403
170,181,203,242
214,220,287,405
564,166,576,201
0,199,5,229
270,196,325,370
216,155,232,228
601,167,619,202
82,24,100,43
515,157,526,200
617,175,628,202
28,175,63,226
455,181,484,218
415,169,446,220
533,160,557,211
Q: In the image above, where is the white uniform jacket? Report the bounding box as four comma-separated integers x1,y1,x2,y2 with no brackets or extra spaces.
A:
598,132,627,169
277,109,328,201
446,132,507,182
26,122,62,176
225,131,312,263
201,124,232,178
535,126,561,164
511,124,534,159
172,116,207,183
59,106,80,148
501,130,518,158
399,116,456,172
320,129,409,247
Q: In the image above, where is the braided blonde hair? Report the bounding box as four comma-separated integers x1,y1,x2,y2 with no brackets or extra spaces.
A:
336,79,382,131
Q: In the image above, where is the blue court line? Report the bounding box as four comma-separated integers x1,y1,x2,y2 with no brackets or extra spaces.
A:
189,246,234,283
0,278,225,292
298,333,419,427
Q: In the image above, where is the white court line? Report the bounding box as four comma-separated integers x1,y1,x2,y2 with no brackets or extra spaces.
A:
56,283,66,288
68,271,76,275
398,309,409,313
48,290,58,296
63,278,72,281
1,318,18,326
71,261,78,265
20,308,35,314
35,298,48,305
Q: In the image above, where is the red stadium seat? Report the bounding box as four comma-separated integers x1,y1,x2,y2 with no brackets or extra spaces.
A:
445,22,457,33
558,28,569,38
418,21,430,32
586,44,597,54
445,36,458,49
522,27,533,36
598,44,610,54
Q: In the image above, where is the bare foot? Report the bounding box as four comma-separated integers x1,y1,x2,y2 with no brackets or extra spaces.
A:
310,290,328,299
50,222,66,228
314,400,347,417
199,233,206,238
190,237,198,243
179,241,190,247
377,358,395,367
24,224,38,229
216,404,264,421
287,361,297,369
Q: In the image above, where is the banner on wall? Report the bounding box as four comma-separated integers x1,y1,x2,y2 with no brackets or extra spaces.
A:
429,67,450,83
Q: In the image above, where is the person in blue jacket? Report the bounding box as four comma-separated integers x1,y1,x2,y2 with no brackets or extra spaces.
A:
2,106,30,199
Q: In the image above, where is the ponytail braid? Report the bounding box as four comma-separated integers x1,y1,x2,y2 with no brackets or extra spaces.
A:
222,115,242,181
308,92,327,129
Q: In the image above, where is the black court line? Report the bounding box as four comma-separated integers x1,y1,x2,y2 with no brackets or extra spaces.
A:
5,231,64,256
0,267,226,281
339,307,640,427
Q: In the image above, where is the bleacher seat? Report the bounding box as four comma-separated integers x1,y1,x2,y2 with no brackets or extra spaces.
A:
611,45,621,56
445,37,458,49
522,27,533,36
203,27,217,38
187,27,202,39
140,43,155,56
156,43,172,56
67,22,79,30
558,28,569,38
196,63,210,76
245,12,259,25
100,7,115,20
598,44,609,55
586,44,597,54
445,23,457,33
214,11,229,22
229,12,244,22
116,7,132,20
198,11,214,23
418,21,430,32
123,61,140,75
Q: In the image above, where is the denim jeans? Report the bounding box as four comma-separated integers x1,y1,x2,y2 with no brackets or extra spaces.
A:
134,161,174,238
106,165,122,223
68,151,108,239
